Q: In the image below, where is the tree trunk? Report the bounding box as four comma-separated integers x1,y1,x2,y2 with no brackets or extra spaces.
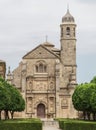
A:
87,112,90,120
93,113,95,121
0,110,1,120
83,111,86,120
10,111,14,119
5,110,9,120
94,113,96,121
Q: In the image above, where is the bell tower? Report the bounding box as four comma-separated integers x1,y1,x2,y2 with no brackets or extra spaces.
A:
60,8,76,66
60,8,77,89
57,9,77,118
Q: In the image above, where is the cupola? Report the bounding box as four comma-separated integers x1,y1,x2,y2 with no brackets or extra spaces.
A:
62,9,75,23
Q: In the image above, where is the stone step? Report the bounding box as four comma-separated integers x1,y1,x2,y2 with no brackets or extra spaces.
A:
42,120,61,130
43,121,58,126
43,125,61,130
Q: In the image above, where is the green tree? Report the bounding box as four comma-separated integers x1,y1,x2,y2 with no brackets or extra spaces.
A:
72,83,96,120
88,83,96,120
0,78,11,119
72,83,91,120
0,77,25,119
9,85,25,119
90,76,96,84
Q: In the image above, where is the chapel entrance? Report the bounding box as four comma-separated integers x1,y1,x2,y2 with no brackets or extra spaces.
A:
37,103,45,118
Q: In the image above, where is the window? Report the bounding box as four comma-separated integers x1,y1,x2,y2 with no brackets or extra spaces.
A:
61,27,63,37
36,65,38,72
73,28,75,37
35,61,47,73
44,66,47,72
39,63,43,72
66,27,70,36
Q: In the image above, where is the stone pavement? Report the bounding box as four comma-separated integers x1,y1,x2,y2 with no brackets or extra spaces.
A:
42,119,61,130
43,125,61,130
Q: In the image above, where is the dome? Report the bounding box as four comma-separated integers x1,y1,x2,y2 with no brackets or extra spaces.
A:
62,9,75,23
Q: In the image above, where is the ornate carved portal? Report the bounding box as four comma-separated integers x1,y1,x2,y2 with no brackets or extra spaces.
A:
37,103,45,118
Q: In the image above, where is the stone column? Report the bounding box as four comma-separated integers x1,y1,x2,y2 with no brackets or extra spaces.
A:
55,60,60,118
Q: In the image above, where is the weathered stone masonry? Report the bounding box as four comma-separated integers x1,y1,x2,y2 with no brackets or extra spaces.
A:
7,9,78,118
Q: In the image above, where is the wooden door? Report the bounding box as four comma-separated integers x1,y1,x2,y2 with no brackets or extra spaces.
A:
37,103,45,118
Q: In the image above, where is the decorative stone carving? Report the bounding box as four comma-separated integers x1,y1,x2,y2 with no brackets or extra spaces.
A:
26,97,32,113
34,81,47,91
21,70,26,77
26,76,33,90
61,98,68,108
49,97,54,113
49,82,54,90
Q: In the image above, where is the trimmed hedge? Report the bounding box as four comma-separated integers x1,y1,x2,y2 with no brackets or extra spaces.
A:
0,118,42,130
58,119,96,130
64,122,96,130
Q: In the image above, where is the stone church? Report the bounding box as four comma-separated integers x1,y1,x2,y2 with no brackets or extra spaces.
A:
7,9,77,119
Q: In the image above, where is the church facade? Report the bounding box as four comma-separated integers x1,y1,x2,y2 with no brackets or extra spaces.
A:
7,9,77,118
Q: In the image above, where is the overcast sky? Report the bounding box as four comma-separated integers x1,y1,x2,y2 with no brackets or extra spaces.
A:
0,0,96,83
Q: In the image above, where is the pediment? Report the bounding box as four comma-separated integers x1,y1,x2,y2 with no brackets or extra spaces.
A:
23,45,59,59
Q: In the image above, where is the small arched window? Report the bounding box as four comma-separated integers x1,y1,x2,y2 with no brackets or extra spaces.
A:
73,28,75,37
66,27,70,36
61,27,63,37
39,63,43,72
44,65,47,72
36,65,38,72
35,61,47,73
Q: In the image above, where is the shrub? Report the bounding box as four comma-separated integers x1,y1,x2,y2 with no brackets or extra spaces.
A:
64,122,96,130
0,118,42,130
58,119,96,130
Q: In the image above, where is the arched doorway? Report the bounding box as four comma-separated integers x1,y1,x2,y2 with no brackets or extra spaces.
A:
37,103,45,118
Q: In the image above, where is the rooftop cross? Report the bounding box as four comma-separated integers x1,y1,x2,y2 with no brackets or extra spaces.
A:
67,3,69,13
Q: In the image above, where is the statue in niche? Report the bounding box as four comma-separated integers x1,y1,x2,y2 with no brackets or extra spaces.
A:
21,70,26,77
50,82,54,90
29,82,32,90
27,81,32,90
50,98,54,112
